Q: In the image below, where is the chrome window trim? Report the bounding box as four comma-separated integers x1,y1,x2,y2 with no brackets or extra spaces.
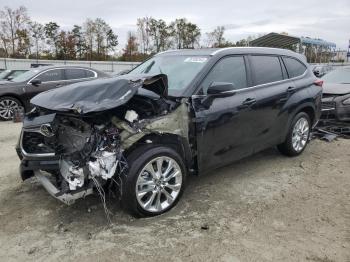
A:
26,67,98,85
193,65,308,97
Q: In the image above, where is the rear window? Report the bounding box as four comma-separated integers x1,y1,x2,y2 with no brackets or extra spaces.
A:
250,55,283,85
283,57,307,78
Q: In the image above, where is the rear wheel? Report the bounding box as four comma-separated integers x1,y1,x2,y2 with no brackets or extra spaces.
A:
0,96,22,121
121,145,186,217
277,112,311,156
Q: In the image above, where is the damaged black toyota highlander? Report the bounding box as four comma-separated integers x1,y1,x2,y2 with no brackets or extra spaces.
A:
17,48,322,217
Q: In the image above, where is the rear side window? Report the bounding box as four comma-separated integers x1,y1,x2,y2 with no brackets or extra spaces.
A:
201,56,247,94
65,69,89,80
283,57,307,78
250,55,283,85
37,69,65,82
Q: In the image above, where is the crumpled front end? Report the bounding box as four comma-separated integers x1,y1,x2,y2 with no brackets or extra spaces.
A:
18,113,128,205
17,74,191,205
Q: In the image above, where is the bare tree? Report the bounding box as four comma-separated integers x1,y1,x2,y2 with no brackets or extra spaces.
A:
206,26,226,47
0,6,29,57
137,17,151,54
29,21,45,60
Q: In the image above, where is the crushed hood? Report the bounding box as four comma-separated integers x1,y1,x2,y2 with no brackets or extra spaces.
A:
30,74,168,114
322,83,350,95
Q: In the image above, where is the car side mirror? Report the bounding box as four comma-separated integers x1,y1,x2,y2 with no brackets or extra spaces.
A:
201,82,236,109
6,76,14,81
207,82,236,95
31,79,42,86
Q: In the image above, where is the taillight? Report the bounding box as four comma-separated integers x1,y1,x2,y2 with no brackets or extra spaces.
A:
314,79,324,87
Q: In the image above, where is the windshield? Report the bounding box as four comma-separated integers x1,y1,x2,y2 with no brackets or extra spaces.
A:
0,70,11,79
10,69,41,83
129,55,209,96
322,68,350,84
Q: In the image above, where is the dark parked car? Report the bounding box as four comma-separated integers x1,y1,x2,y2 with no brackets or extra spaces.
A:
17,47,322,217
0,69,27,81
0,66,109,120
320,66,350,122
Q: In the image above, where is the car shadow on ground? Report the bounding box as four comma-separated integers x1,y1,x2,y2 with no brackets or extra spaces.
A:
0,146,285,237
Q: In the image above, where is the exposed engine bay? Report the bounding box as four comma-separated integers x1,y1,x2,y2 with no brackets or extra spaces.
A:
18,74,192,208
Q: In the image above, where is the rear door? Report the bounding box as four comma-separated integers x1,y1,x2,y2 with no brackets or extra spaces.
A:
248,55,296,152
193,55,258,172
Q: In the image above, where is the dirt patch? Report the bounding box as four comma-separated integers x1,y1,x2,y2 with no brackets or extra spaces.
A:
0,121,349,261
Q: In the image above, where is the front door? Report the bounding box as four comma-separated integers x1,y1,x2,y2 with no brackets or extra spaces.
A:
193,55,258,173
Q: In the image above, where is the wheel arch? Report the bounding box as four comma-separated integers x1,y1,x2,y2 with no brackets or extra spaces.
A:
281,103,316,143
124,133,194,174
0,93,25,108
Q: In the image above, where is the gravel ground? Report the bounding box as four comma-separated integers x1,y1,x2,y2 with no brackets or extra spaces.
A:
0,121,349,262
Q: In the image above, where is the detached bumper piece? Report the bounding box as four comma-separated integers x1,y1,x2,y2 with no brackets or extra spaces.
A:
314,120,350,141
34,171,93,205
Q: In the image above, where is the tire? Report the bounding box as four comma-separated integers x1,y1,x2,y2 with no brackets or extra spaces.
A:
121,145,187,217
277,112,311,157
0,96,22,121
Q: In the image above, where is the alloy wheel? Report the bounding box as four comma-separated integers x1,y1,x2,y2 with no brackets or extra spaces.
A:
292,117,310,152
0,98,20,120
135,156,183,213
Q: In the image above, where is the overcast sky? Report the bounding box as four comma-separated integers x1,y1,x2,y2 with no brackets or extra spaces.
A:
3,0,350,51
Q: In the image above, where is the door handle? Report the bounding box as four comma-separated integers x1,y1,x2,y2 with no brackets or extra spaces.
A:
55,84,63,88
242,98,256,106
287,86,297,93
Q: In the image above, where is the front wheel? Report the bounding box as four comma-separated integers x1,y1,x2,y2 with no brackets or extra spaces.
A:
121,145,186,217
277,112,311,156
0,96,22,121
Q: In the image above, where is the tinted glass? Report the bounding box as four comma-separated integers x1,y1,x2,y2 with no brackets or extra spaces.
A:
36,69,65,82
201,56,247,94
251,55,283,85
283,57,307,78
65,69,87,80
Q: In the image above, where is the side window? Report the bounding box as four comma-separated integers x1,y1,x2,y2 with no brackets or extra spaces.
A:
283,57,307,78
65,69,88,80
36,69,65,82
250,55,283,85
85,70,96,78
201,56,247,94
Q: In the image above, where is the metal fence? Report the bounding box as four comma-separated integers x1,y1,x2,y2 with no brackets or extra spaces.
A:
0,58,141,73
1,58,349,74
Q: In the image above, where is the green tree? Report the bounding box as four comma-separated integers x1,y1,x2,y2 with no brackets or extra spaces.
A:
44,22,60,58
29,21,45,60
72,25,86,59
170,18,201,49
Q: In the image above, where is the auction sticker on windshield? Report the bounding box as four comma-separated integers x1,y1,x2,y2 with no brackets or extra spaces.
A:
184,57,208,63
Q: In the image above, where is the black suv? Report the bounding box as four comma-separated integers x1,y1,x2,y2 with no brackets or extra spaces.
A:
0,66,108,120
17,47,322,217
